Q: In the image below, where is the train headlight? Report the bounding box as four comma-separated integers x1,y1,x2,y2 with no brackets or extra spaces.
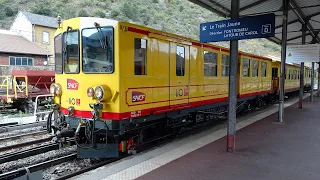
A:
87,87,94,97
50,84,56,94
50,83,61,95
55,84,61,95
95,86,104,100
93,85,112,102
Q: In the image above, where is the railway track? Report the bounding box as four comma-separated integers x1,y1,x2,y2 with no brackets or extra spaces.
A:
0,130,47,142
0,136,53,152
0,153,77,180
0,121,46,133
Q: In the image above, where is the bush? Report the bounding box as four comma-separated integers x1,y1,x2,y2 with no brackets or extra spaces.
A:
78,9,89,17
110,10,120,18
94,9,106,18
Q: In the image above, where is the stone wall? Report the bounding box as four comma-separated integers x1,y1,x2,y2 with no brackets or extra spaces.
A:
0,65,54,76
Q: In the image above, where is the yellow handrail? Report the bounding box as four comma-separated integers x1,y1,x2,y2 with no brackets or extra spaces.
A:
13,76,28,99
0,76,10,101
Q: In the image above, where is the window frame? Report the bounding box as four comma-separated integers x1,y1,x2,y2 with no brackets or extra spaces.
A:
9,56,34,66
261,61,267,77
42,31,50,44
221,54,229,77
134,38,148,76
54,33,63,74
63,29,80,74
251,59,259,77
81,26,114,74
242,58,250,77
176,45,185,76
203,50,218,77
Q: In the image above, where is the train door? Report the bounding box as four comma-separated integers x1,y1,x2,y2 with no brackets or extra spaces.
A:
272,67,279,92
169,42,190,108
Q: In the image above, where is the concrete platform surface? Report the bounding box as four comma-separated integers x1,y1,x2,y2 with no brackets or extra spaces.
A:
137,96,320,180
71,93,316,180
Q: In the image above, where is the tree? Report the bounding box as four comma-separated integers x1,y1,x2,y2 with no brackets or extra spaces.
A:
78,9,89,17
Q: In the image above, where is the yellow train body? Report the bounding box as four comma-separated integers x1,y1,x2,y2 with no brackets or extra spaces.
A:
52,17,278,121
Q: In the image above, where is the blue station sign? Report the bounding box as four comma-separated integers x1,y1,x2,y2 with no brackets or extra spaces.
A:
200,13,275,43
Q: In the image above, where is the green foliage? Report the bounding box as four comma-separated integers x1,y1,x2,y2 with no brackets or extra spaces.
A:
94,9,105,18
0,0,280,57
31,0,53,16
78,9,89,17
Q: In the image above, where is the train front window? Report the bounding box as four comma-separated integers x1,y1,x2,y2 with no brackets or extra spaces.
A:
63,30,79,74
82,26,114,73
54,34,63,74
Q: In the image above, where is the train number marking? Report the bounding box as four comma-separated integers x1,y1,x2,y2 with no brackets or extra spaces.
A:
69,98,75,105
176,88,188,97
131,110,141,118
67,79,79,90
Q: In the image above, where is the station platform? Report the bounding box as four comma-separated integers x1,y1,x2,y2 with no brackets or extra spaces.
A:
71,93,319,180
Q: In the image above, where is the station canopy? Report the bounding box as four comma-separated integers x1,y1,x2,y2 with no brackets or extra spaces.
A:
189,0,320,45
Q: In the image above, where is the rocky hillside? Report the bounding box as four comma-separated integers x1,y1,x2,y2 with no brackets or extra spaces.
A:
0,0,280,56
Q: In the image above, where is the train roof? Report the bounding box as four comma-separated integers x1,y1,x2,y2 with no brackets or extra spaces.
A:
56,17,273,62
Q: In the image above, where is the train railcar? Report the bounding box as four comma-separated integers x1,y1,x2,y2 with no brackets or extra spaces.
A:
48,17,295,158
0,70,55,115
272,61,302,96
304,66,312,91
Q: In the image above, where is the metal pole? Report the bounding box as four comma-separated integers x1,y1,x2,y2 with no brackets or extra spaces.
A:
299,24,306,109
311,62,314,101
278,0,289,122
318,63,320,97
227,0,239,153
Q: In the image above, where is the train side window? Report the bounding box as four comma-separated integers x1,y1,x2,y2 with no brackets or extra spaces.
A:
298,71,300,79
252,60,258,77
176,45,185,76
134,38,147,75
272,68,278,77
261,62,267,77
204,51,217,76
242,58,250,77
221,54,229,76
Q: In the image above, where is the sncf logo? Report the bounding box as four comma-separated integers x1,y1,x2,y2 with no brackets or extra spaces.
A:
132,91,146,102
67,79,79,90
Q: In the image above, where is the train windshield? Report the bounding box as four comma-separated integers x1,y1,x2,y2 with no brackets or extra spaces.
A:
54,33,63,74
82,26,114,73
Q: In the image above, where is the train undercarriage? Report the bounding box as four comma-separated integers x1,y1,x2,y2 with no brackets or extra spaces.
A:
47,91,292,159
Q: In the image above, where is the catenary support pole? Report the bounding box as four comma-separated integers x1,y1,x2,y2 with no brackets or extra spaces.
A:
278,0,289,122
227,0,239,153
299,24,306,109
317,62,320,97
311,62,314,101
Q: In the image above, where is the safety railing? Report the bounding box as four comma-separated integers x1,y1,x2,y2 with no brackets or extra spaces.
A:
13,76,28,99
33,94,53,117
0,76,11,102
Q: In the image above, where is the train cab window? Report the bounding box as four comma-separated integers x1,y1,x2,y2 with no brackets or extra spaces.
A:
54,34,62,74
82,27,114,73
176,45,185,76
252,60,258,77
204,51,217,76
272,68,278,77
63,30,79,74
134,38,147,75
242,58,250,77
261,62,267,77
221,54,229,76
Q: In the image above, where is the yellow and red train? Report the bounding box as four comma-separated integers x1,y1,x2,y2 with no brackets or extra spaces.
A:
48,17,314,158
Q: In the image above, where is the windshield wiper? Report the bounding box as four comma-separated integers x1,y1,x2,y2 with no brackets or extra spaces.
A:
94,22,107,50
63,26,71,63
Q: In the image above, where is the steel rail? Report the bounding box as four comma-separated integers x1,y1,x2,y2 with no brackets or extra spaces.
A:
0,153,77,180
0,130,47,142
0,136,53,152
0,140,76,164
0,121,47,133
